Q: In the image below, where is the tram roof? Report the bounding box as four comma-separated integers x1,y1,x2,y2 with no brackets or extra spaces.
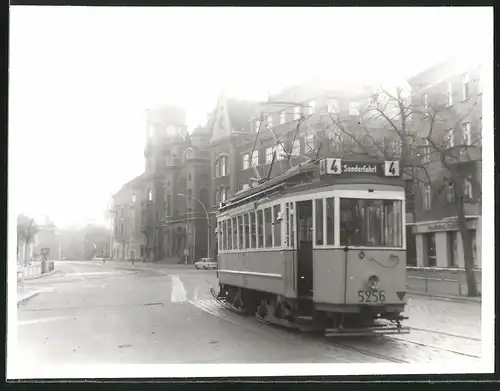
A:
218,158,405,214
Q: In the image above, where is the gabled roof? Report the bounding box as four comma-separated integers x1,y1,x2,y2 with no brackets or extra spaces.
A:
114,173,144,197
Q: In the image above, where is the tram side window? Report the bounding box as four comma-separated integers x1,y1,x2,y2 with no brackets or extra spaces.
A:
238,215,244,249
264,208,273,247
250,212,256,248
244,214,250,249
285,204,290,247
315,199,324,245
257,210,264,248
273,205,282,246
218,222,223,251
289,203,295,248
227,219,232,250
339,198,403,247
232,217,238,250
222,220,227,251
326,197,335,245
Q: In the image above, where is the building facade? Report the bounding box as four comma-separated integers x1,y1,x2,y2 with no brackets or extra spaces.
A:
139,106,212,263
407,57,483,269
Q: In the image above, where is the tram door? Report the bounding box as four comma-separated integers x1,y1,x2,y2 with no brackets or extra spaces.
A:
296,200,314,297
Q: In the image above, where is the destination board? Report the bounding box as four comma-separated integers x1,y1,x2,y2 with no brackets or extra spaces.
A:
319,159,401,177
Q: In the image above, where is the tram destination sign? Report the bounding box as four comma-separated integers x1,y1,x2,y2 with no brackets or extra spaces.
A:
319,158,400,177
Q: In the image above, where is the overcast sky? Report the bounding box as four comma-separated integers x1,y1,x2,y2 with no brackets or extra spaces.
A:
10,6,491,228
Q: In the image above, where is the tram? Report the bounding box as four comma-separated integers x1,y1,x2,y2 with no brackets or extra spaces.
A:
213,157,409,336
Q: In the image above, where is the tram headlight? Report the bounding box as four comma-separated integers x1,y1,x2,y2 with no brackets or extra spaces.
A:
367,275,380,290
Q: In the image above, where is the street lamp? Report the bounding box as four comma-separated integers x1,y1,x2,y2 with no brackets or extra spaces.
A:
177,193,211,261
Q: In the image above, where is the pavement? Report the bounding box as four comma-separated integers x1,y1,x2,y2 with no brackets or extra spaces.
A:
11,260,484,377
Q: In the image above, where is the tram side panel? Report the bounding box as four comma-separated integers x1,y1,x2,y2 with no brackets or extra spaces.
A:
217,250,297,298
313,249,407,306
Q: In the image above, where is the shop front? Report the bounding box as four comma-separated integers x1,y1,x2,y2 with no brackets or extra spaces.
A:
411,216,481,269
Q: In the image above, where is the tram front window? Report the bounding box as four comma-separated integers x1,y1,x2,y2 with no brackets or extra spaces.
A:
339,198,403,247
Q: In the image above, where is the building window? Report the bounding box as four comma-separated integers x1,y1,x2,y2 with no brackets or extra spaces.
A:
257,210,264,248
446,181,455,203
291,139,300,156
424,184,432,210
447,128,455,148
216,155,229,177
308,100,316,115
273,205,282,247
447,231,457,267
276,143,285,160
264,207,273,248
267,114,273,128
148,189,153,202
242,153,250,170
462,73,469,101
280,111,286,124
265,147,274,164
251,150,259,167
349,101,359,116
255,120,261,133
294,106,301,120
327,99,339,114
446,82,453,106
132,193,136,203
315,199,324,245
464,177,473,200
305,133,315,153
461,122,471,146
426,233,436,266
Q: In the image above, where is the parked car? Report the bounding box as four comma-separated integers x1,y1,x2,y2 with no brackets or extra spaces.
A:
194,258,217,270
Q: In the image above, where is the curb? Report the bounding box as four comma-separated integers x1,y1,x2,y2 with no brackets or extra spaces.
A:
407,290,481,303
23,268,61,281
17,291,40,306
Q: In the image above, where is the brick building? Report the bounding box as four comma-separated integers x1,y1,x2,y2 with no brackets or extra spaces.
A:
407,57,483,269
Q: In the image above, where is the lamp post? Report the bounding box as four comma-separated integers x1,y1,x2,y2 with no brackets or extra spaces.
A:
177,193,211,261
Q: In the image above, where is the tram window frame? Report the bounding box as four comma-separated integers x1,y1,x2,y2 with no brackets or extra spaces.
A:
238,215,244,249
264,207,273,248
315,199,324,245
273,204,282,247
250,212,257,248
257,209,264,248
339,198,403,248
227,218,232,250
243,214,250,249
232,217,238,250
326,197,335,245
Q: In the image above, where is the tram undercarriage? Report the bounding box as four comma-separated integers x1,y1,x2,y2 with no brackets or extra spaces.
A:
211,285,410,337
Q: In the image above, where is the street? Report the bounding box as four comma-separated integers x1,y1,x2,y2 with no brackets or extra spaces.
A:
15,261,482,374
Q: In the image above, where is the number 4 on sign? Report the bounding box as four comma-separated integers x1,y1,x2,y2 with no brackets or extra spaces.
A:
384,161,400,176
326,158,342,175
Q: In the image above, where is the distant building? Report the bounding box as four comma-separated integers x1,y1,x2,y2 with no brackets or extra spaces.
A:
111,174,146,260
407,57,483,269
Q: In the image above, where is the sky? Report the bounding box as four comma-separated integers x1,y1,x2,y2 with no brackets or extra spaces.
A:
9,6,491,228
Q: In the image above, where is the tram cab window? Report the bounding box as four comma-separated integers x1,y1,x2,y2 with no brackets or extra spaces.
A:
273,205,282,246
315,199,324,245
244,214,250,249
257,210,264,248
232,217,238,250
264,208,273,247
227,219,232,250
250,212,257,248
339,198,403,247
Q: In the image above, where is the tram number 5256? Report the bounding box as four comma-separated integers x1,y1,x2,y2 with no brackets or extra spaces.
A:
357,290,386,303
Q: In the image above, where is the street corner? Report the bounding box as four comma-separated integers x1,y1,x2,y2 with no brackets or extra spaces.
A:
17,291,40,307
23,268,62,281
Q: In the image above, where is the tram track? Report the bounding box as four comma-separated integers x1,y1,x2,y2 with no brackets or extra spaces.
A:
408,326,481,342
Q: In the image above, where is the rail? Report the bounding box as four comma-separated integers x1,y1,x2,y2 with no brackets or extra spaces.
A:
406,266,482,297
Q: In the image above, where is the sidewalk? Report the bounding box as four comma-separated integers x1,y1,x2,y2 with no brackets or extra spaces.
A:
406,289,481,304
17,288,41,306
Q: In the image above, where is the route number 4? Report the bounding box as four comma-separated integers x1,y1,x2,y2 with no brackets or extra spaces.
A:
384,161,400,176
326,158,342,175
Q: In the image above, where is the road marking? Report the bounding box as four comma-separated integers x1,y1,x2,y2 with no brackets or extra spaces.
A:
18,316,71,326
170,275,187,303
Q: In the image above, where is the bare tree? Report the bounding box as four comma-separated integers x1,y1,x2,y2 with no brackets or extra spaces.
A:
17,214,39,266
318,84,482,297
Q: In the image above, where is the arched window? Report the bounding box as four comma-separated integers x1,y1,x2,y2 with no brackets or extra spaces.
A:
184,148,193,161
148,189,153,202
215,155,229,177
